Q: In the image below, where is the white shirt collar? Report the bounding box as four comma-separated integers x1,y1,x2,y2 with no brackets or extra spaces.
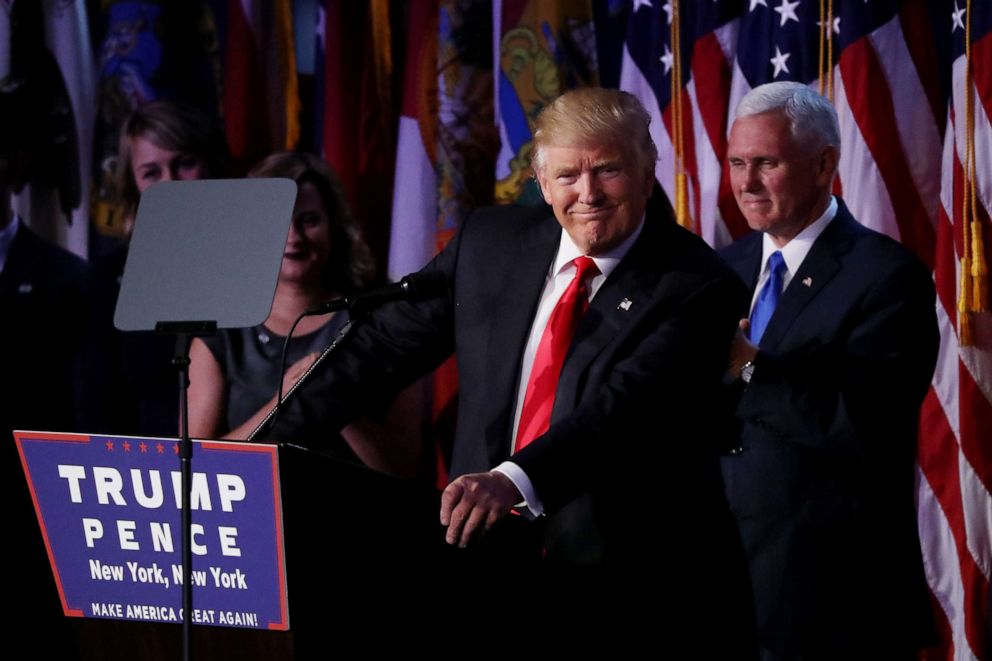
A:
552,214,645,280
0,214,21,274
759,196,837,282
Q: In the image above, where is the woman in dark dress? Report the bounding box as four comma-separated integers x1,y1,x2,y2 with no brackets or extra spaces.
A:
188,153,420,477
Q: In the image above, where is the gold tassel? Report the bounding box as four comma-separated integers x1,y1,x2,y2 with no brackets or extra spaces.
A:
275,0,300,150
675,173,690,227
826,0,834,101
957,0,987,345
967,140,988,312
970,217,987,311
818,0,835,101
818,0,826,96
670,0,692,230
959,241,974,346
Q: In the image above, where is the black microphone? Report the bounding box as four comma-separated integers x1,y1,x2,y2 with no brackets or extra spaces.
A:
304,270,448,316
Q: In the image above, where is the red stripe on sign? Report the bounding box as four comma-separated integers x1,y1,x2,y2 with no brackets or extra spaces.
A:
13,435,83,616
839,38,936,267
200,441,276,453
12,431,91,443
270,447,289,630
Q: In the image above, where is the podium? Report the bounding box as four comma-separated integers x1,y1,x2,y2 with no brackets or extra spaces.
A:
21,441,539,659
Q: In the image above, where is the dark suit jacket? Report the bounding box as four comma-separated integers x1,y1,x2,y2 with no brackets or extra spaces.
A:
720,200,938,656
271,202,755,648
0,221,90,434
0,221,89,656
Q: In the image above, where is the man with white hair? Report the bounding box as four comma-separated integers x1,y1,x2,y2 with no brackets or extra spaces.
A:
721,81,938,658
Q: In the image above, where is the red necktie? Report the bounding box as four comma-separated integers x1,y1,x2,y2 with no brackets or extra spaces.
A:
514,256,599,453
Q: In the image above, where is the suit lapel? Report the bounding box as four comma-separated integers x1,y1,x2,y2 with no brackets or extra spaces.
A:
551,216,669,419
758,205,857,351
483,210,560,465
724,234,762,291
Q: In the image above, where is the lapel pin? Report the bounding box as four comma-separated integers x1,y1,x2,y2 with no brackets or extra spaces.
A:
17,283,33,294
618,298,633,311
801,277,812,287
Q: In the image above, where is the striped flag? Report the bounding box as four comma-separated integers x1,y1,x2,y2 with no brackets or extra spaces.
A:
733,0,943,264
623,1,990,657
221,0,299,174
388,0,439,281
919,2,992,659
621,0,746,247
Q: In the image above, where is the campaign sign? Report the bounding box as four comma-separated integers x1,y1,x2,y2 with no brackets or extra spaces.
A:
13,431,289,630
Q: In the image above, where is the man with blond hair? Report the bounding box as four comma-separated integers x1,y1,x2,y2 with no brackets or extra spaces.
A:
275,88,755,647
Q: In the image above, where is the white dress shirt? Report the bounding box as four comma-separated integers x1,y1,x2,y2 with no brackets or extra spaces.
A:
749,196,838,315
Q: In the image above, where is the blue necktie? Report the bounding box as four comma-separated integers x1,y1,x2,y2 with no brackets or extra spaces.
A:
750,251,786,346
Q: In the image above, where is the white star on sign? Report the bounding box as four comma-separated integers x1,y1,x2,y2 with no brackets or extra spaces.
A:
660,44,674,75
951,1,966,32
774,0,800,26
770,46,791,78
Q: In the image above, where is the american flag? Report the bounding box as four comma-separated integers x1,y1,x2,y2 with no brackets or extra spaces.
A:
622,1,990,658
919,2,992,659
620,0,747,247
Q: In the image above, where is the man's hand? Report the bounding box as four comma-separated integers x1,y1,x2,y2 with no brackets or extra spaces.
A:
440,471,522,547
728,318,759,380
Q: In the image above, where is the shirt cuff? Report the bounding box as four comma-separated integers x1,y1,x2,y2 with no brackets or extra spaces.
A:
492,461,544,519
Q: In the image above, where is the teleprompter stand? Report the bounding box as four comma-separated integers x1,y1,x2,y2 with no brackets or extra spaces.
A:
115,179,297,661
